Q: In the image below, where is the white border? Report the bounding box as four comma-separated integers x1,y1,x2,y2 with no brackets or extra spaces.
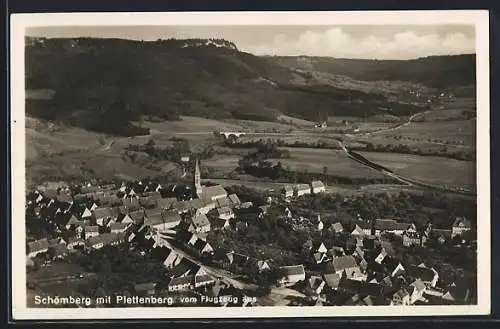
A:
10,10,490,320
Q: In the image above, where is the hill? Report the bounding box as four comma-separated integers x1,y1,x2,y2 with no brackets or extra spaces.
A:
25,37,472,136
272,54,476,90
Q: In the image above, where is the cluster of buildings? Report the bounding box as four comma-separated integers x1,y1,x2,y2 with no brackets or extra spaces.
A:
25,160,244,258
280,180,326,198
26,159,475,306
262,205,474,306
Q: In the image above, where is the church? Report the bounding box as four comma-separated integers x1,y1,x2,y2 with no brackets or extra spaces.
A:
194,159,228,202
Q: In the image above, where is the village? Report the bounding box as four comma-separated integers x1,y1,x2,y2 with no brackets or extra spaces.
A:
26,158,476,307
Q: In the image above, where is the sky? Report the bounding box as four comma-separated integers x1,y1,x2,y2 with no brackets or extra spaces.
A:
26,25,475,60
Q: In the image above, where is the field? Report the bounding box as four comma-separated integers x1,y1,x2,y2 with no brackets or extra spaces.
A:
275,147,387,179
380,120,475,146
358,151,475,187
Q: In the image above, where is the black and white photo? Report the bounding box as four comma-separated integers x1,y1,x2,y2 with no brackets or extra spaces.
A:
10,10,490,319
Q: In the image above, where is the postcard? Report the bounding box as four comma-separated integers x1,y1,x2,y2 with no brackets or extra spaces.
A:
10,10,490,319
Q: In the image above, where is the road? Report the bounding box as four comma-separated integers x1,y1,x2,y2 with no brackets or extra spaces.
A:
358,110,431,137
154,233,306,298
336,140,475,196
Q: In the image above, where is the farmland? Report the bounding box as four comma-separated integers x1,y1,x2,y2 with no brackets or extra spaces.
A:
273,147,387,179
357,151,475,188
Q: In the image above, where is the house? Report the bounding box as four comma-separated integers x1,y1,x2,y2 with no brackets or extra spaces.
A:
294,184,311,197
307,276,326,295
451,217,472,237
194,274,216,288
156,197,178,210
85,236,104,250
65,214,82,230
93,207,115,226
110,222,129,234
169,259,197,278
27,238,50,258
84,226,100,240
403,230,421,247
329,222,344,234
310,180,326,194
406,264,439,288
313,242,328,254
408,279,427,304
255,260,270,272
280,265,306,284
328,256,362,279
379,241,396,259
216,207,235,220
162,249,182,268
391,288,410,305
66,236,85,250
134,283,156,295
373,219,414,236
313,252,328,264
81,207,93,219
129,210,146,225
209,217,231,230
168,275,194,291
228,194,241,207
323,273,342,290
200,185,227,202
122,197,140,211
192,239,214,255
382,258,406,277
432,228,453,244
146,209,182,232
281,185,294,198
190,213,211,233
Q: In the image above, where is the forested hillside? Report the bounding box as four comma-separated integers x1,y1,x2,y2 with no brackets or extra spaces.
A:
25,37,472,136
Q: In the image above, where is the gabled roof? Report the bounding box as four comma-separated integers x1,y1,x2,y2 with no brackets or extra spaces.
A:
192,213,210,228
202,185,227,200
94,207,113,219
110,222,128,230
168,275,194,287
308,276,325,290
86,236,103,246
406,265,438,282
374,219,413,231
324,273,342,289
129,210,145,223
85,225,99,233
332,256,358,272
330,222,344,232
228,194,241,205
281,265,305,276
216,197,232,208
156,197,178,210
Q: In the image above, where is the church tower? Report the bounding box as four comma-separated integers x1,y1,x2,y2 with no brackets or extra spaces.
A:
194,159,203,198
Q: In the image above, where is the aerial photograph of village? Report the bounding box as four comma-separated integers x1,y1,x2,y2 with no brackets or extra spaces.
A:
22,23,478,309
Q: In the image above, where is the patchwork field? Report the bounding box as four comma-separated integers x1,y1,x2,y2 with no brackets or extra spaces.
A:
358,151,475,187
